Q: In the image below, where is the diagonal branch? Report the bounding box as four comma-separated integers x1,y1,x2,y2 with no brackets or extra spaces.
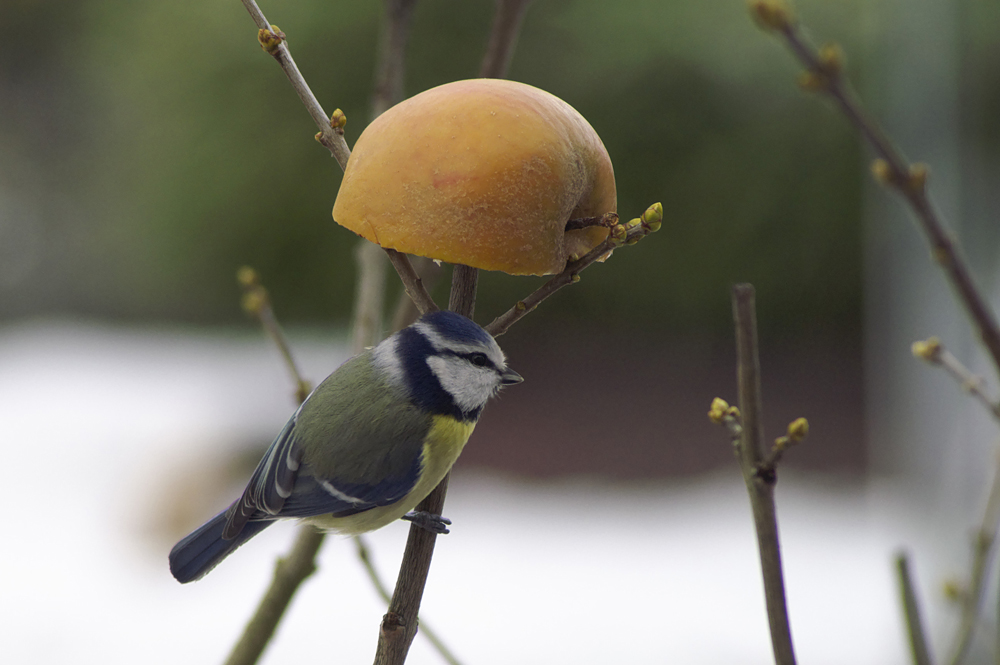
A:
485,205,660,337
239,0,350,168
750,1,1000,384
239,0,436,314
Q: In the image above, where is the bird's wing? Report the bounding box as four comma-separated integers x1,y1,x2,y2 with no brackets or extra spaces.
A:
276,455,423,518
221,400,429,536
222,416,303,539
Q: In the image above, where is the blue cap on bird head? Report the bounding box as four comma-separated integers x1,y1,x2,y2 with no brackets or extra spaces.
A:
417,311,495,347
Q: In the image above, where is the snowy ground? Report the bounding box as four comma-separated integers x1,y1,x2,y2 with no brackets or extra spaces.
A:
0,321,965,664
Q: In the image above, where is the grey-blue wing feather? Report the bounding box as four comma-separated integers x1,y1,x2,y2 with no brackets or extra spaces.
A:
220,353,432,539
222,416,302,539
279,455,423,517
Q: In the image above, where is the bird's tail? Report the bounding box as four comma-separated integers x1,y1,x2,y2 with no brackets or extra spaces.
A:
168,509,273,583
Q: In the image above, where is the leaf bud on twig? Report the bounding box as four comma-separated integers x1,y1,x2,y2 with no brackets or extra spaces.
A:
911,336,942,363
257,25,286,55
330,108,348,132
641,202,663,233
748,0,795,32
787,417,809,441
817,43,844,77
908,163,928,194
241,290,267,316
870,158,895,186
610,224,628,246
708,397,731,424
237,265,260,288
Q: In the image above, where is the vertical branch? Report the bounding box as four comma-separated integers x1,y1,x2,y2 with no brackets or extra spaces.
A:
732,284,798,665
370,0,419,119
896,552,934,665
352,242,388,354
375,3,530,663
478,0,532,79
447,265,479,318
946,452,1000,665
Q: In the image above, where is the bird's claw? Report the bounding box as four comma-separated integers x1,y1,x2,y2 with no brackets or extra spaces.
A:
402,511,452,534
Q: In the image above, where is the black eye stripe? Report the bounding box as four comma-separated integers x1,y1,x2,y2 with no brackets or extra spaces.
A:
448,351,492,368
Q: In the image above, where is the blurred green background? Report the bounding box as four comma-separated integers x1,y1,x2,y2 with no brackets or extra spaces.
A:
0,0,883,336
3,0,1000,477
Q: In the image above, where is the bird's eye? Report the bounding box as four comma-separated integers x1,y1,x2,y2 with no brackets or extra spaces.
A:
469,352,490,368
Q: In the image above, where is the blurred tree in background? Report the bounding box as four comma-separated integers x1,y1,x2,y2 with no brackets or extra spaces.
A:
0,0,878,339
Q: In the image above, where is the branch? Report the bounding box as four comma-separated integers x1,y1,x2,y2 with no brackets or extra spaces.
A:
370,0,418,120
225,4,419,657
238,0,434,314
478,0,532,79
731,283,798,665
749,0,1000,384
391,257,445,331
355,537,464,665
895,551,934,665
237,266,312,403
385,249,441,316
224,526,324,665
239,0,351,169
945,452,1000,665
448,265,479,318
374,4,536,663
912,337,1000,423
226,266,324,665
485,204,661,338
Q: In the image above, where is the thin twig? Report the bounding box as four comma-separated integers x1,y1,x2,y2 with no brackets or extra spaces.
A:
225,4,421,660
478,0,532,79
370,0,419,120
237,266,312,403
356,538,464,665
239,0,351,169
752,3,1000,385
391,257,445,331
946,452,1000,665
353,242,389,353
732,283,797,665
238,0,435,314
912,337,1000,422
896,551,934,665
485,211,658,337
386,249,441,315
226,270,322,665
564,212,620,232
224,523,325,665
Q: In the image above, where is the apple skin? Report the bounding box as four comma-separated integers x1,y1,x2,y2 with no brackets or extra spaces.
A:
332,79,617,276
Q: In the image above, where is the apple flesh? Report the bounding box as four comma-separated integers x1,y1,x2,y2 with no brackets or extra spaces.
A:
332,78,617,276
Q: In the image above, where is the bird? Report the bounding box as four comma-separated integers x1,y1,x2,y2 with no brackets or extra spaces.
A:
169,310,522,583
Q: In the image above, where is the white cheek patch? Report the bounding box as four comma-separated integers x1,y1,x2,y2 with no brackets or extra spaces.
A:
426,355,499,413
371,333,406,388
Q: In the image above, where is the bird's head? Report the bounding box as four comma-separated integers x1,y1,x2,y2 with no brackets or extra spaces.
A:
373,311,522,422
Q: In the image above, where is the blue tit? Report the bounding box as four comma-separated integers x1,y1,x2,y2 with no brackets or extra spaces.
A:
169,310,522,584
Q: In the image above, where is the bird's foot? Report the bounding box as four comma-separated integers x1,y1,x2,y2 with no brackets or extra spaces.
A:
401,511,452,534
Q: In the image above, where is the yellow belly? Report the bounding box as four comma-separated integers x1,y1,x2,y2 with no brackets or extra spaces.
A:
307,415,476,535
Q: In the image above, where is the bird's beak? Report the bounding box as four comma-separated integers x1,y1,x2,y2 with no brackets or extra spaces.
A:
500,367,523,385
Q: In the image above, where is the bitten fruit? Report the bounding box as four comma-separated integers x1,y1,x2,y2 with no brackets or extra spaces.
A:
332,79,617,276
